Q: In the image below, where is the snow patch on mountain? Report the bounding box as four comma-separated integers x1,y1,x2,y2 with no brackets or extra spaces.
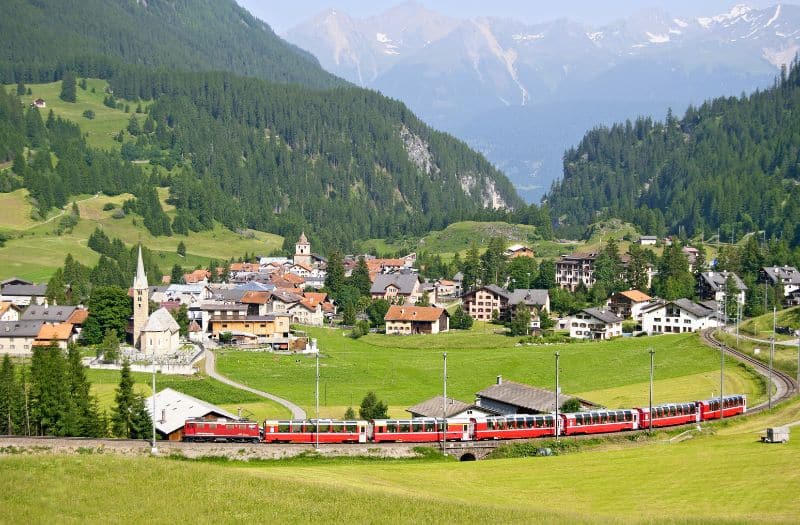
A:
766,4,782,27
474,19,529,105
647,32,670,43
698,3,753,28
587,31,604,42
673,18,688,28
512,32,544,42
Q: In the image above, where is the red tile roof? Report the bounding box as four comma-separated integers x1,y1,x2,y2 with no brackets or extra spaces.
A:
384,305,446,323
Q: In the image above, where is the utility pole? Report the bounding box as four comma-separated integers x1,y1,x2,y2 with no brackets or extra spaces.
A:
649,348,655,432
554,351,560,440
796,329,800,394
720,330,725,420
151,355,158,455
442,352,447,453
315,350,319,450
736,301,741,348
769,307,776,410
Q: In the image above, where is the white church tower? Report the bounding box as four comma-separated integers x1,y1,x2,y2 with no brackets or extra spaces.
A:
294,231,312,267
132,245,149,349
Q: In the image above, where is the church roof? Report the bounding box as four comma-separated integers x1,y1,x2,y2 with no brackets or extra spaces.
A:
297,231,309,244
133,245,148,289
142,307,180,334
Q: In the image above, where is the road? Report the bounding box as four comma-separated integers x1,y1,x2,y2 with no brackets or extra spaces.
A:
33,192,100,228
204,347,306,419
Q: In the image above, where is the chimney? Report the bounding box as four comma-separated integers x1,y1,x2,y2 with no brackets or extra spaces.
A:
496,375,502,385
160,408,166,423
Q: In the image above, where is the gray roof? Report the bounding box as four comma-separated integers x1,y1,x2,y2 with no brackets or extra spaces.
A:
463,284,509,300
762,266,800,286
210,288,248,302
370,272,420,295
142,307,180,333
509,289,549,307
1,284,47,297
1,277,33,286
144,388,237,435
201,303,248,311
582,308,623,324
0,320,44,338
406,395,494,418
236,281,275,292
21,305,77,322
477,381,582,413
700,271,747,292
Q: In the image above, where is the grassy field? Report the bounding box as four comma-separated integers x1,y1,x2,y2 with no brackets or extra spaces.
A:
717,330,799,379
86,368,291,421
0,190,283,281
216,329,765,418
5,79,145,151
739,306,800,341
2,398,799,523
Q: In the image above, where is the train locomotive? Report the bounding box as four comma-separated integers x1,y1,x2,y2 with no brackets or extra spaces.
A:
182,394,746,444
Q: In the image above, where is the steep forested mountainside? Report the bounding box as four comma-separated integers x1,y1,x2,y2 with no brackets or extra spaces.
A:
0,0,340,89
0,1,523,252
546,59,800,246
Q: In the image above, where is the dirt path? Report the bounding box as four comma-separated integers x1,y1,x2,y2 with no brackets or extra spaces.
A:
30,192,100,228
204,347,306,419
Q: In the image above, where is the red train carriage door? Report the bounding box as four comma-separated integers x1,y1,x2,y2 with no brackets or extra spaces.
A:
358,422,367,443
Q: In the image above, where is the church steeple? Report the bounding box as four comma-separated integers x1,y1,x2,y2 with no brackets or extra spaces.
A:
294,231,312,267
132,245,149,349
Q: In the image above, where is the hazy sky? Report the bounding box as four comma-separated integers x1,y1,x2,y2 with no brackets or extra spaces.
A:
237,0,797,33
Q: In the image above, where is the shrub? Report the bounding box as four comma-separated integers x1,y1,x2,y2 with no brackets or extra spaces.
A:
82,109,95,120
102,202,116,211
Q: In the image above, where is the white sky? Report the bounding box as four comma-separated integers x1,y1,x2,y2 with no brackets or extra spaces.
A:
237,0,797,33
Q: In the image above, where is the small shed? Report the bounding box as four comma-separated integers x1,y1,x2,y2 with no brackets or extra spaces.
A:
407,395,498,419
475,377,598,415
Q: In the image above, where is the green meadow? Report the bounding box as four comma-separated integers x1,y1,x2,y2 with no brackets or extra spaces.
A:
216,329,766,419
2,397,798,523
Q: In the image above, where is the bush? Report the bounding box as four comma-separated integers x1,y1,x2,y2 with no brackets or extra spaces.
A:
350,320,370,339
102,202,116,211
622,320,637,333
82,109,95,120
560,398,583,413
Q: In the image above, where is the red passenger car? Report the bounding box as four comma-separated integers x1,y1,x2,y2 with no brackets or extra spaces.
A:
697,395,746,421
472,414,557,440
560,409,639,435
370,418,470,442
182,418,261,443
637,402,700,428
262,420,367,443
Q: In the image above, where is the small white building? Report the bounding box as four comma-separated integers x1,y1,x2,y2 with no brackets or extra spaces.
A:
638,236,658,246
140,307,181,356
568,308,623,340
640,299,721,335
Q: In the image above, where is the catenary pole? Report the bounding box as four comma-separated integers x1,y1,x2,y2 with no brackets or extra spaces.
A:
315,350,319,450
151,355,158,455
769,307,776,409
442,352,447,453
649,348,654,431
555,351,560,440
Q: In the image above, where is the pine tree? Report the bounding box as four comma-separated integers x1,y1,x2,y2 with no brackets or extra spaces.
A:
112,359,152,438
509,305,531,336
16,81,25,95
462,242,481,291
176,241,186,257
65,343,101,436
99,329,120,363
28,345,68,436
170,263,183,284
325,250,345,297
348,256,371,297
0,355,23,435
358,391,388,420
59,71,76,103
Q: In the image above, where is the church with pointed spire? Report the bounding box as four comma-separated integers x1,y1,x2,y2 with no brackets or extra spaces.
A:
132,245,149,348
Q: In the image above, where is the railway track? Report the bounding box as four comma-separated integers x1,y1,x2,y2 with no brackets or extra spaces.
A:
701,329,797,412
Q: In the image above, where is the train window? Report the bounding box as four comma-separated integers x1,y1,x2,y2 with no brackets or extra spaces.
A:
399,423,410,432
425,421,435,432
412,422,422,432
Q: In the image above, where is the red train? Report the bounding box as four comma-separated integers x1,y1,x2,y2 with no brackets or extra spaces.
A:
182,395,746,444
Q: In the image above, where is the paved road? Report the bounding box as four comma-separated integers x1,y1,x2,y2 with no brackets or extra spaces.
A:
204,348,306,419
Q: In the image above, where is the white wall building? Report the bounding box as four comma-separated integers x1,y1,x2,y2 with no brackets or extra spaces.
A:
640,299,721,335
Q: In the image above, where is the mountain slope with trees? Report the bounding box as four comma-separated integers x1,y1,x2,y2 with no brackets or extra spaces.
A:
547,59,800,247
0,0,340,89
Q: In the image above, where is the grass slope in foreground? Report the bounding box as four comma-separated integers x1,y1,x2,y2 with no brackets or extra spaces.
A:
216,330,765,418
2,399,799,523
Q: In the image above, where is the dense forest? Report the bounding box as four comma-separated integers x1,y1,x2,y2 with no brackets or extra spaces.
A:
0,0,527,253
0,0,339,89
546,58,800,247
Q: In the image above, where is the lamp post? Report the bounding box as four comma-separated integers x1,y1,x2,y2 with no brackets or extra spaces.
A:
442,352,447,453
554,351,560,440
315,349,320,450
769,307,776,410
649,348,654,432
151,354,158,455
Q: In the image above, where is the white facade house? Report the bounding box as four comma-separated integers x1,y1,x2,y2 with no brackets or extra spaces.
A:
640,299,721,335
568,308,623,339
140,307,181,356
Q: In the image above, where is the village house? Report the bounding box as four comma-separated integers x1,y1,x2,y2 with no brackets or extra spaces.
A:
139,307,181,356
475,377,598,415
435,279,457,298
698,271,747,305
638,236,658,246
34,322,75,350
0,320,44,355
503,244,535,258
607,290,652,320
462,286,549,323
287,297,325,326
208,313,291,346
144,388,238,441
370,271,422,304
759,265,800,305
200,303,248,333
0,282,48,306
0,302,22,322
32,98,46,108
384,305,449,335
640,299,721,335
568,308,624,339
406,395,498,419
183,269,211,285
555,251,654,291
